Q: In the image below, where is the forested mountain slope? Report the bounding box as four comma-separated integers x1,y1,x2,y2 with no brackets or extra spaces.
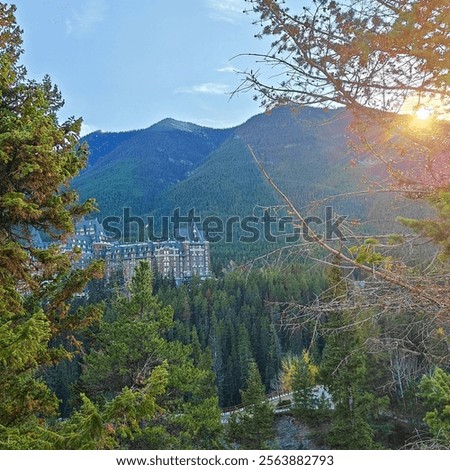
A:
74,120,234,217
75,107,425,263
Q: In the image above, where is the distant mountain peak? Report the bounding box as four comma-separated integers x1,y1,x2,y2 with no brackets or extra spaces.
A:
151,118,204,133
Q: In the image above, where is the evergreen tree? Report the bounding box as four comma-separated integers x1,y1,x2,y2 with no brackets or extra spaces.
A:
419,367,450,448
291,351,319,421
320,310,386,449
264,323,281,389
76,262,223,450
0,4,100,449
227,361,274,449
317,265,389,448
208,313,225,405
237,323,252,390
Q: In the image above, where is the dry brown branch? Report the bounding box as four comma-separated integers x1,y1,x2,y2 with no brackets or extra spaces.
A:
247,144,449,307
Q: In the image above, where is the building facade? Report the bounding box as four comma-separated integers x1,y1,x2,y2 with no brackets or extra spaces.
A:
58,218,211,285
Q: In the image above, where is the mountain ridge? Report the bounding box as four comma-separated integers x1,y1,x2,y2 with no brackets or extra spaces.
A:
73,106,425,264
75,117,235,216
75,107,361,219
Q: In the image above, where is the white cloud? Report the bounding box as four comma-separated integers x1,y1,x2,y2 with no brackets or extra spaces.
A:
206,0,245,23
66,0,107,36
80,122,100,136
176,83,231,95
217,66,240,73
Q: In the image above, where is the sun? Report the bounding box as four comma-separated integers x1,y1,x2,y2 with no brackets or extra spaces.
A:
401,94,450,121
415,107,432,120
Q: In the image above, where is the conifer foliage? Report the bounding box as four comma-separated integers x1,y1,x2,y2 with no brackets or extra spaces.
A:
419,367,450,447
70,262,223,450
291,351,319,421
227,361,275,449
0,4,100,449
319,310,379,449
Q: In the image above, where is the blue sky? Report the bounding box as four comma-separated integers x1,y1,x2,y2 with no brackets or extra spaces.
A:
12,0,273,134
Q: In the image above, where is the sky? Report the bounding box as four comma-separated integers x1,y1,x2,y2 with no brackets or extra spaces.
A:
12,0,273,134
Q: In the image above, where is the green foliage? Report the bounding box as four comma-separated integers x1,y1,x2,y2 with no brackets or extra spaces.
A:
0,4,100,448
74,121,233,219
320,309,388,449
58,394,111,450
291,351,319,421
156,263,326,407
227,361,275,449
0,418,61,450
349,243,385,266
419,367,450,447
319,261,387,449
74,262,223,450
320,316,368,449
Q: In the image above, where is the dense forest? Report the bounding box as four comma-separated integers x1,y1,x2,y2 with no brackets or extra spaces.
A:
45,262,326,448
1,0,449,452
39,256,448,450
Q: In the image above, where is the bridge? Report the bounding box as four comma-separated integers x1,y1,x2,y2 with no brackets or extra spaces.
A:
220,386,333,423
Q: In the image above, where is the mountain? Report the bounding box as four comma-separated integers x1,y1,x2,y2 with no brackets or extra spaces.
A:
74,120,234,217
151,107,373,224
74,107,425,263
75,107,361,220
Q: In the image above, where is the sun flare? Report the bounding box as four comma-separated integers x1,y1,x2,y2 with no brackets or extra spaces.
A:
415,107,432,120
